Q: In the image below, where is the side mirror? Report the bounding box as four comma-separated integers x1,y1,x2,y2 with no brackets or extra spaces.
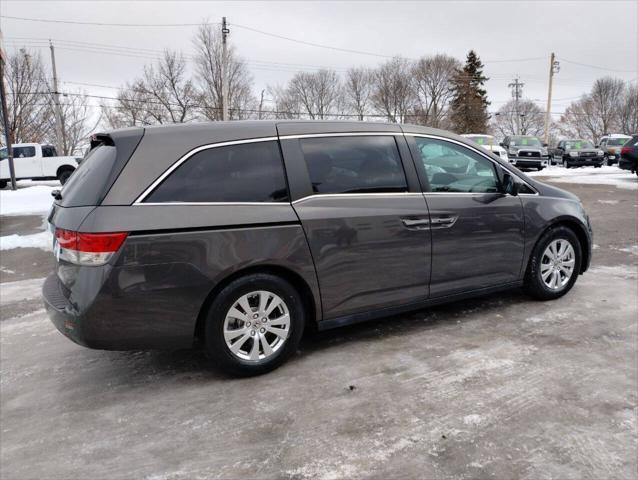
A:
502,172,519,196
543,142,548,147
499,142,506,148
595,145,599,148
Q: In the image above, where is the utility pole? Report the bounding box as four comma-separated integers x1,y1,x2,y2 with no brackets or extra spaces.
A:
508,76,524,135
49,40,66,154
544,52,560,145
0,31,17,190
221,17,230,121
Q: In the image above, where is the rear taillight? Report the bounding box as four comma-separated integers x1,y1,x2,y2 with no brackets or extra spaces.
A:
54,229,128,266
621,147,631,156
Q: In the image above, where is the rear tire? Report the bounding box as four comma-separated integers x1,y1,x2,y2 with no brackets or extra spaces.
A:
204,273,305,377
0,180,7,189
524,226,582,300
58,169,73,185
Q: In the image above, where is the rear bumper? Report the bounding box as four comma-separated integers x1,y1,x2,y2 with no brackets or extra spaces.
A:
42,273,91,348
42,270,196,351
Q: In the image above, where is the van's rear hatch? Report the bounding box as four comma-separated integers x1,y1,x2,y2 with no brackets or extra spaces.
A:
48,127,144,231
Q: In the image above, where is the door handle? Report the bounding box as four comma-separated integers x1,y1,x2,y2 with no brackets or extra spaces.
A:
430,215,458,228
401,218,430,229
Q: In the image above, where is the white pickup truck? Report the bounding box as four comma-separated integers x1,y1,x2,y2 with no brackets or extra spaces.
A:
0,143,81,188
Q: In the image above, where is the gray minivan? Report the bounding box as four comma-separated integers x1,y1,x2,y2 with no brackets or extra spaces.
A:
44,121,592,376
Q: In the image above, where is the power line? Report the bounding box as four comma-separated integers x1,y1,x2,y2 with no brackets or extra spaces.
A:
0,15,215,27
561,58,637,74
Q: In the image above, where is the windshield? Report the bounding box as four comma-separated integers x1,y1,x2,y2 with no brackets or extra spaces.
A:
0,148,6,159
510,136,542,147
565,140,594,149
467,136,495,146
607,138,630,146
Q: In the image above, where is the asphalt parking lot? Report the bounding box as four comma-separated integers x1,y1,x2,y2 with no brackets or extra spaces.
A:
1,178,637,479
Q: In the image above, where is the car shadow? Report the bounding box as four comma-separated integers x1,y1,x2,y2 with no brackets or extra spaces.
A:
72,288,529,388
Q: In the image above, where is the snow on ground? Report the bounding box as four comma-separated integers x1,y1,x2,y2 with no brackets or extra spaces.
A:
527,166,638,190
0,183,56,216
0,230,52,251
0,278,46,306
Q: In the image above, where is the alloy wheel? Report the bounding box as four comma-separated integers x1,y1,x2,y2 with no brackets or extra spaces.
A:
540,239,576,290
223,290,291,362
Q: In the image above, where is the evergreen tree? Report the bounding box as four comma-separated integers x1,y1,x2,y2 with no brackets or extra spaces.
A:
448,50,490,133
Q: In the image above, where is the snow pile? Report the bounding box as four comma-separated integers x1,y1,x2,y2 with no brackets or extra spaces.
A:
527,166,638,190
0,185,56,216
0,230,52,251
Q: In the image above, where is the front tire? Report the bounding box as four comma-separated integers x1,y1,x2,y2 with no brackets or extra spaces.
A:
204,273,305,376
524,226,582,300
563,159,569,169
0,180,7,189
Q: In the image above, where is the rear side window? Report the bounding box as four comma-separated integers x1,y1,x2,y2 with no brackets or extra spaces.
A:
60,145,118,207
42,146,56,157
13,146,36,158
145,141,289,203
300,136,407,194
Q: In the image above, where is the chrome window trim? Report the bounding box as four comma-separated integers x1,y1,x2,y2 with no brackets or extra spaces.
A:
133,136,279,204
135,202,288,207
292,192,423,205
279,132,402,140
404,132,539,196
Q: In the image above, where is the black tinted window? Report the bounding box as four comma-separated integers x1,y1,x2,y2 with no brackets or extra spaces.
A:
60,145,117,207
42,146,56,157
300,136,407,194
146,141,288,203
13,146,36,158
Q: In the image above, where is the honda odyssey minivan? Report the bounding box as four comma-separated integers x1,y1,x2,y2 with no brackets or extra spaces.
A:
44,121,592,376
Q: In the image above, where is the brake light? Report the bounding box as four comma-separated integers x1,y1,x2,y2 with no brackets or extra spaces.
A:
621,147,631,156
54,229,128,266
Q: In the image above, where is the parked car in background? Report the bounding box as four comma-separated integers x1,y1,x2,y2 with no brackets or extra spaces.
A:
552,139,604,168
598,134,631,165
618,134,638,175
43,121,592,376
0,143,81,188
500,135,550,170
461,134,509,161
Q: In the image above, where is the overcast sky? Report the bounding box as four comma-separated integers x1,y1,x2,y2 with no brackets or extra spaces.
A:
2,0,637,120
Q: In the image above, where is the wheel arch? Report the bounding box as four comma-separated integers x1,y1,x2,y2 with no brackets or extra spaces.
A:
193,264,319,343
530,218,591,275
56,164,75,178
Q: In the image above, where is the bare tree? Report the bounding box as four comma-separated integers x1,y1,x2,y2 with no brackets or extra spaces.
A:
493,99,545,137
412,54,460,128
193,23,255,120
558,77,626,143
1,49,51,143
102,80,153,129
266,84,301,119
589,77,625,135
344,67,373,121
288,69,342,119
371,57,415,123
44,90,99,155
140,50,197,124
619,83,638,134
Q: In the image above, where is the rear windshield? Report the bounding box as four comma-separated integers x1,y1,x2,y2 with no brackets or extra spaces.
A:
467,136,495,146
607,137,630,146
59,145,117,207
